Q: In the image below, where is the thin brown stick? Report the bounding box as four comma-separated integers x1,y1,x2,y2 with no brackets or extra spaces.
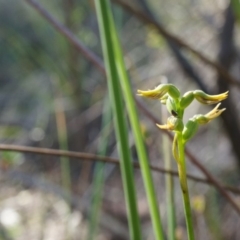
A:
25,0,105,75
0,144,239,195
113,0,240,89
24,0,240,214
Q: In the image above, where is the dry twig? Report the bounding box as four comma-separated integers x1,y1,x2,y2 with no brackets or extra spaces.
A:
0,144,239,195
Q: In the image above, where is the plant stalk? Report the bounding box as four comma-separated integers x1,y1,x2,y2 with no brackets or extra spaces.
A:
87,97,111,240
176,132,195,240
162,103,176,240
94,1,142,239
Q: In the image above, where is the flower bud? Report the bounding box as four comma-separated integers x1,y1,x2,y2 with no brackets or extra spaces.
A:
179,91,194,109
182,120,199,142
168,84,181,99
166,97,178,116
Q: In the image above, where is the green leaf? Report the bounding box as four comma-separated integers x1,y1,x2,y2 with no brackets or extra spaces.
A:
95,1,165,239
94,1,142,239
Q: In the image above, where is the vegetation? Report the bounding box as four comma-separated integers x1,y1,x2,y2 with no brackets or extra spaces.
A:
0,0,239,239
138,84,228,239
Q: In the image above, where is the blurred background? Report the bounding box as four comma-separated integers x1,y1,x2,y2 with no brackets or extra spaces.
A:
0,0,240,239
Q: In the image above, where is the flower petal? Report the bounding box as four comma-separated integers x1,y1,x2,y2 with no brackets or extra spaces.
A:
193,90,229,105
137,84,180,100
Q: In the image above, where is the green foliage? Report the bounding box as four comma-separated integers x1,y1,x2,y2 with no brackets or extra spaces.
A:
0,0,237,239
139,83,228,240
94,1,142,239
95,0,166,239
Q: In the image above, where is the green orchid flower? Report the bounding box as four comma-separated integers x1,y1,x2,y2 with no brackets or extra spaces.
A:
138,83,228,141
182,103,226,141
138,82,228,240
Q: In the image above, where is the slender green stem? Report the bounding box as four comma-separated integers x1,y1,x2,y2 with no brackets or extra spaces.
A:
95,1,142,239
87,97,112,240
176,132,195,240
163,135,176,240
162,105,176,240
109,6,164,240
95,1,165,239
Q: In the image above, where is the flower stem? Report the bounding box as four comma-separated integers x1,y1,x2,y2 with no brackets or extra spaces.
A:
176,132,195,240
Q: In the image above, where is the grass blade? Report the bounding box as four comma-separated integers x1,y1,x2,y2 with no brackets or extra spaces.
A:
87,97,112,240
95,1,165,239
52,78,71,199
94,1,142,239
